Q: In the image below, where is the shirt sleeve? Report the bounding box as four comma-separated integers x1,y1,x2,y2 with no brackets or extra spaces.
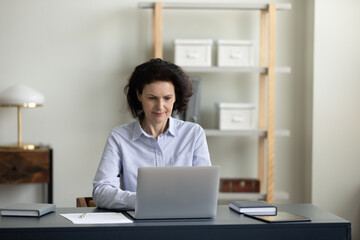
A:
192,125,212,166
92,131,136,210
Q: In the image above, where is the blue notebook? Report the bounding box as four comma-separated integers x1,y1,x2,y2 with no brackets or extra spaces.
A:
1,203,56,217
229,200,277,216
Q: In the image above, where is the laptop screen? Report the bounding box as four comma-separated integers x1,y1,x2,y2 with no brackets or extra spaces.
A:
131,166,220,219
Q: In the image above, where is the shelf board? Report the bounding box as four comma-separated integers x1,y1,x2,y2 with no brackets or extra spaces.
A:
139,2,292,11
182,66,291,74
205,129,290,137
218,191,290,201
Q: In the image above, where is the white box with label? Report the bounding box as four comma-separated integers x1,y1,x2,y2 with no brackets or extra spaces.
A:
216,103,256,130
217,40,255,67
174,39,213,67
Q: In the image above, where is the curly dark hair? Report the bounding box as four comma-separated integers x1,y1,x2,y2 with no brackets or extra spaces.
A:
124,58,193,119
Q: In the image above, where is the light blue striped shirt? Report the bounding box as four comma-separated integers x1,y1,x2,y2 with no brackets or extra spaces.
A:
92,117,211,210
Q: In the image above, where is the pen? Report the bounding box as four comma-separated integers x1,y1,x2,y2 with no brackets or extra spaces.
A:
80,213,87,218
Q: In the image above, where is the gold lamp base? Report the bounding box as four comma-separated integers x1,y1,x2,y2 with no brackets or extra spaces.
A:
0,103,43,151
0,143,40,150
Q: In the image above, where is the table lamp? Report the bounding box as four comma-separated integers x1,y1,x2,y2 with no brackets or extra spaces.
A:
0,84,45,149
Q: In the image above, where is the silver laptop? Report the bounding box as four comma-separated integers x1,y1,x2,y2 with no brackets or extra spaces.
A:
127,166,220,220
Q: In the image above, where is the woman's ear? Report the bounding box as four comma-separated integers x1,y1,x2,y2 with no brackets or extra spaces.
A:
136,90,142,102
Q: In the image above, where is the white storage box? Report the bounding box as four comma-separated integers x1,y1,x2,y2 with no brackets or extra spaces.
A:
217,40,255,67
216,103,256,130
174,39,213,67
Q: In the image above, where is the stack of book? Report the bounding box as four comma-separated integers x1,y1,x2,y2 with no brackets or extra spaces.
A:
0,203,56,217
229,200,311,223
229,200,277,216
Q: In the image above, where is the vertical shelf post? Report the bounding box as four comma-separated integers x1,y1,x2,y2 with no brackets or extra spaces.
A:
258,10,267,193
266,3,276,204
153,2,163,58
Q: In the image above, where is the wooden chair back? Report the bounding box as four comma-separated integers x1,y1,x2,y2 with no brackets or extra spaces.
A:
76,197,96,207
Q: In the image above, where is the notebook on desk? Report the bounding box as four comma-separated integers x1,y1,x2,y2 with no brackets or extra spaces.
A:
127,166,220,220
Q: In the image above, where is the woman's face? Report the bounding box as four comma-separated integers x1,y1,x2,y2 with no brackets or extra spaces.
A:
137,81,176,126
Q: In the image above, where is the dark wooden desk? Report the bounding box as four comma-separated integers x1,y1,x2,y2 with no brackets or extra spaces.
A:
0,147,53,203
0,204,351,240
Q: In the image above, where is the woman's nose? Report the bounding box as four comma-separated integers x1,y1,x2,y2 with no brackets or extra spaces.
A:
156,99,164,108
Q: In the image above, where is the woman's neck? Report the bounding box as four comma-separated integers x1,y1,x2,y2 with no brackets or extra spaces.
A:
140,118,169,140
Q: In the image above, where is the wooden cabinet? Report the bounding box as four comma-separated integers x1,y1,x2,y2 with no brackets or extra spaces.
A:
0,147,53,203
139,2,291,203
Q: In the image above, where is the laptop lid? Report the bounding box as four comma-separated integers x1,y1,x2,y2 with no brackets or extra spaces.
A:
131,166,220,220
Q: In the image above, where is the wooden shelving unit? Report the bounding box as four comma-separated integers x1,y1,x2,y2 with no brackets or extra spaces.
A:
205,129,290,137
139,2,291,11
183,66,291,74
139,2,291,203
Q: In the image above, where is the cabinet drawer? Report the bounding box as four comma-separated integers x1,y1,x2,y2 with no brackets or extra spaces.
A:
217,102,256,130
217,39,255,67
220,178,260,192
174,39,213,67
0,149,51,184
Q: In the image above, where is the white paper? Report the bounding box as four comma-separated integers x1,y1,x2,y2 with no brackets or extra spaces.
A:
60,212,133,224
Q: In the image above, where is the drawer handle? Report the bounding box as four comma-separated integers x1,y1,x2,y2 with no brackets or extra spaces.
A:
186,51,200,59
230,51,243,59
12,165,18,172
232,116,245,123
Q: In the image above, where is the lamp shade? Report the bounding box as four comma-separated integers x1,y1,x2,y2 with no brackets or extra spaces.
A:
0,84,44,106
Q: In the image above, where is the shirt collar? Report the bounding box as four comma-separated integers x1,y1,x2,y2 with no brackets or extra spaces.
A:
132,120,143,140
132,117,177,140
166,117,177,137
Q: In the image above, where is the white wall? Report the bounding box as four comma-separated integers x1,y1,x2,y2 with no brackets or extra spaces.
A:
0,0,142,205
312,0,360,238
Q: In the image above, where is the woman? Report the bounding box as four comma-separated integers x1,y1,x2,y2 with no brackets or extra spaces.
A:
92,58,211,210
